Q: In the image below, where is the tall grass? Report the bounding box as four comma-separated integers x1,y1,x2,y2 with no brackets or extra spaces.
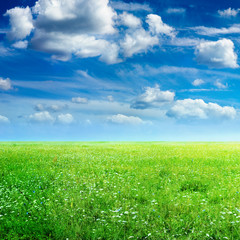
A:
1,142,240,239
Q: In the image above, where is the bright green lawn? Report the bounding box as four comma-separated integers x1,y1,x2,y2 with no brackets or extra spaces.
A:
1,142,240,239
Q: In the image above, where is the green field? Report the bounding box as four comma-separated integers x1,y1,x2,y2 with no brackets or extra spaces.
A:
1,142,240,239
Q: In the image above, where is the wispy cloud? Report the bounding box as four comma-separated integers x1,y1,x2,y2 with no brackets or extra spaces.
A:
166,8,186,14
111,1,152,12
192,24,240,36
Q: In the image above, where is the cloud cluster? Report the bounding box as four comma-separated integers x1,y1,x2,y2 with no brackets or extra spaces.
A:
108,114,144,124
5,0,175,63
218,8,239,17
5,0,120,63
119,13,175,58
29,111,55,123
0,77,12,90
57,113,74,124
195,39,239,69
29,111,73,124
131,85,175,109
130,85,237,121
167,99,236,120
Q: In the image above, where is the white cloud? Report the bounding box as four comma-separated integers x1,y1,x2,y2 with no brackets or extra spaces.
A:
12,40,28,49
99,43,121,64
119,12,142,28
169,37,202,47
31,30,121,63
0,78,12,91
34,103,68,112
146,14,176,37
0,115,9,123
195,39,239,69
5,6,34,40
111,1,152,12
193,25,240,36
29,111,55,123
108,114,144,124
166,8,186,14
192,79,204,86
4,0,177,64
218,8,239,17
121,28,159,57
57,113,74,124
33,0,116,35
167,99,236,119
5,0,121,64
214,80,228,89
72,97,88,104
131,85,175,109
149,65,198,74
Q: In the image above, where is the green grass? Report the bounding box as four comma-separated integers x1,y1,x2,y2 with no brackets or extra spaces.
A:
1,142,240,239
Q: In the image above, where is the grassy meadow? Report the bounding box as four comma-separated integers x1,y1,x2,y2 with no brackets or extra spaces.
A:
1,142,240,239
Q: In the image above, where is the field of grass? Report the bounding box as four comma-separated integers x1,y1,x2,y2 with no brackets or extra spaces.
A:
1,142,240,239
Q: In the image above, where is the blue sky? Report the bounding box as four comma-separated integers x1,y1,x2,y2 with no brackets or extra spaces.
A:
1,0,240,141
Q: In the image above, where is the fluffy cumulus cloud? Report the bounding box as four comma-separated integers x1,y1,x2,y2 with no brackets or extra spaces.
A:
72,97,88,104
121,28,159,57
5,6,34,40
0,115,9,123
120,13,176,57
29,111,55,123
5,0,121,64
195,39,239,69
12,40,28,49
31,28,121,63
0,78,12,91
4,0,176,63
167,99,237,120
218,8,239,17
57,113,74,124
108,114,144,124
146,14,176,37
119,12,142,28
192,79,204,86
131,85,175,109
32,0,116,35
